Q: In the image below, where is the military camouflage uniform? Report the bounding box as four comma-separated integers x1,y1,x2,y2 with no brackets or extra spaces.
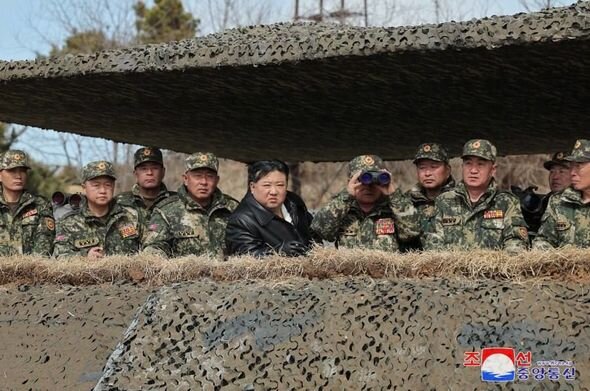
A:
53,161,142,258
407,179,455,232
424,140,529,251
116,147,175,231
117,183,173,218
0,150,55,256
143,152,239,258
311,155,421,251
533,139,590,249
406,143,456,234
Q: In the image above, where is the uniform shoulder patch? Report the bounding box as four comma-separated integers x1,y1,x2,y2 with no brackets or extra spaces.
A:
483,209,504,219
175,229,200,238
556,221,570,231
74,237,100,248
375,218,395,235
517,227,528,240
442,216,461,225
45,217,55,231
119,224,138,238
342,221,360,236
22,208,38,218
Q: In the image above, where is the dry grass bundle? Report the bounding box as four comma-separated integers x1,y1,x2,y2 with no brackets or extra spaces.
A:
1,247,589,286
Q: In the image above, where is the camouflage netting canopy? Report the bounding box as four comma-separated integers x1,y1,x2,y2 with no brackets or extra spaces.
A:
0,2,589,161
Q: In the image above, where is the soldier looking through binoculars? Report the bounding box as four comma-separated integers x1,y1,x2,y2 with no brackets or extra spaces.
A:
311,154,421,251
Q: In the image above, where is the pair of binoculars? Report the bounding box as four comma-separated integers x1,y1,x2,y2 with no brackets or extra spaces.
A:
51,192,83,209
358,171,391,186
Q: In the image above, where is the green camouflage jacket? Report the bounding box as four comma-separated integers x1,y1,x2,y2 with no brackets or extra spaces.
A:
310,188,421,251
533,188,590,249
142,186,239,258
116,184,174,233
53,201,142,258
406,176,456,233
0,187,54,256
424,180,529,251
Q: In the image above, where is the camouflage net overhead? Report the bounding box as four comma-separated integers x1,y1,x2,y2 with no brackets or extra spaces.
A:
0,2,589,161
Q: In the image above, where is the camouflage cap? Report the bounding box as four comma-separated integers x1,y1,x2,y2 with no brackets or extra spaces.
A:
348,155,385,177
0,150,31,170
565,139,590,163
543,151,570,170
134,147,163,168
82,160,117,182
413,143,449,164
461,139,497,162
185,152,219,172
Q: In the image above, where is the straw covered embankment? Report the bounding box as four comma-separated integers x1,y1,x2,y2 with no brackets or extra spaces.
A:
1,247,589,286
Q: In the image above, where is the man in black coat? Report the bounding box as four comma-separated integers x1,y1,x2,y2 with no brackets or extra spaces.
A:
226,160,314,257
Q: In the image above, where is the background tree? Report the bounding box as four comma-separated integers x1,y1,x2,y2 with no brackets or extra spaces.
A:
33,0,200,192
0,123,27,152
518,0,568,12
134,0,199,44
49,29,118,57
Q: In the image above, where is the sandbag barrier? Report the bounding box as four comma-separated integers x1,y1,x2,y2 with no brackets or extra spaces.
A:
94,277,589,390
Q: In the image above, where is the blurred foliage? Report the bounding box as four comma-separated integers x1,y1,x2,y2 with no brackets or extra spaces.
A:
49,29,118,57
134,0,199,44
0,122,26,152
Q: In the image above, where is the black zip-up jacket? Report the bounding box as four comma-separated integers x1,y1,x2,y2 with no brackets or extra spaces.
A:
225,191,314,257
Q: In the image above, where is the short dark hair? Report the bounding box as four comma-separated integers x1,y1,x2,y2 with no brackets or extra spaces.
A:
248,160,289,184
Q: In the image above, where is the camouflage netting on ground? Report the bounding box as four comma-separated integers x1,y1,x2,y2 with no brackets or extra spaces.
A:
1,2,589,161
94,277,589,390
0,283,153,390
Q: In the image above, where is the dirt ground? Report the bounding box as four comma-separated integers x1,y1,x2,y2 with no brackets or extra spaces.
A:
0,283,153,390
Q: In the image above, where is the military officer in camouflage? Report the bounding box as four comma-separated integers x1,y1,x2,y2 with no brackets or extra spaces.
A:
0,150,55,256
424,139,528,251
406,143,455,249
116,147,174,228
544,151,571,193
534,139,590,249
143,152,239,258
311,154,421,251
53,161,142,258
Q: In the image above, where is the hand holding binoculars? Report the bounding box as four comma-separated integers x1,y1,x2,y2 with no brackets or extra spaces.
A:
358,170,391,186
